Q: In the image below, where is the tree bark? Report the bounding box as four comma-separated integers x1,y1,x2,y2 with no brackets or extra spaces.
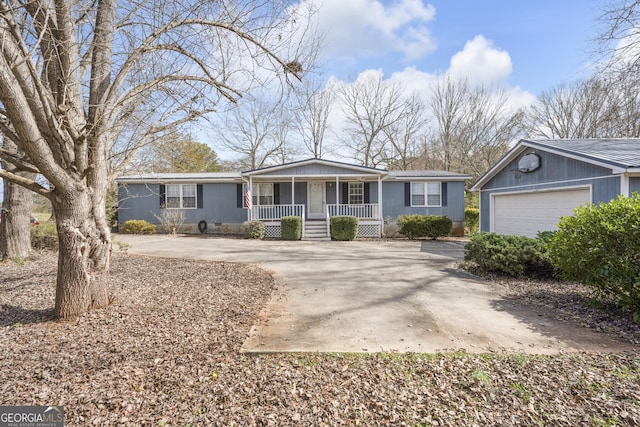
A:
0,176,34,260
0,138,34,260
52,188,111,319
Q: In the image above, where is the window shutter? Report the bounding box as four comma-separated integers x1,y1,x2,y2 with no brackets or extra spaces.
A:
197,184,203,209
404,183,410,206
236,184,243,208
341,183,348,204
363,182,370,203
159,184,166,208
274,183,280,205
441,182,448,207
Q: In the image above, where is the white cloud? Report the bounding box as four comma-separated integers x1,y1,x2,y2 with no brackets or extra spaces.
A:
301,0,436,61
448,35,513,86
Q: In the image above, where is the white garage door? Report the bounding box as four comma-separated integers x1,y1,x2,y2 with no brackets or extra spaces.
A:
492,188,590,237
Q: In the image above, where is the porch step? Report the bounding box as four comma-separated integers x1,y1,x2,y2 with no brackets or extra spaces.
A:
302,220,330,241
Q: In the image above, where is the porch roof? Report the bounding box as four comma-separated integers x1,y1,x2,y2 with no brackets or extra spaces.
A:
242,158,388,177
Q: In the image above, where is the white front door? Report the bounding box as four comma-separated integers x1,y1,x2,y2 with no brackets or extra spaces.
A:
307,181,326,219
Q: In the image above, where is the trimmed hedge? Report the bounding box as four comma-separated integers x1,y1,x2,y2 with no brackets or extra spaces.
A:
397,214,452,240
464,232,554,278
241,220,265,240
330,216,358,241
281,216,302,240
548,194,640,319
465,208,479,234
121,220,156,234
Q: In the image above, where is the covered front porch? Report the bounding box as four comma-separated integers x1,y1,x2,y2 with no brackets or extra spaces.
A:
245,175,384,239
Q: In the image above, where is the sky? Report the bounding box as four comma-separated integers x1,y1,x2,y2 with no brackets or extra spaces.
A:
315,0,602,96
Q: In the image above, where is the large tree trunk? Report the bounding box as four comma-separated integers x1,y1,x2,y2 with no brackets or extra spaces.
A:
0,175,34,260
52,187,111,319
0,138,35,260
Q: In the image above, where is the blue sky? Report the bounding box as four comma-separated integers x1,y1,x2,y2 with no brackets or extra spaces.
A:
317,0,603,96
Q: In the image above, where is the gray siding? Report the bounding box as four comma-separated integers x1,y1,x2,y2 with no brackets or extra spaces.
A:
382,181,465,222
630,177,640,194
118,183,246,225
257,164,374,176
484,149,614,190
478,149,623,232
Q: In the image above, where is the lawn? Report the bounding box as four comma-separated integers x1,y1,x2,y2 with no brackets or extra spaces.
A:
1,252,638,426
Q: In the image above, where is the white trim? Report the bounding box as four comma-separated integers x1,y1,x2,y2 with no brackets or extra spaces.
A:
622,174,630,197
489,185,592,233
164,183,198,210
307,181,326,219
246,173,382,180
409,181,442,207
478,173,620,194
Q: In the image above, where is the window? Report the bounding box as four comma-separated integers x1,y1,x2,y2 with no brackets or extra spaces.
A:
252,183,274,206
349,182,363,204
411,182,441,207
165,184,197,209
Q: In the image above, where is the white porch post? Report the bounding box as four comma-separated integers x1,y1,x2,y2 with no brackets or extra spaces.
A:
335,176,339,208
378,175,383,237
248,176,253,221
291,176,295,212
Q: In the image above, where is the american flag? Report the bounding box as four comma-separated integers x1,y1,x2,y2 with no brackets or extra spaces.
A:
245,186,252,210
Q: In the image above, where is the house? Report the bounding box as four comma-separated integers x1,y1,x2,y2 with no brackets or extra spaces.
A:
116,158,471,239
470,138,640,237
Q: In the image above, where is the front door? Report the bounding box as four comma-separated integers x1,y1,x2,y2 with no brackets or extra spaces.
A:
307,181,326,219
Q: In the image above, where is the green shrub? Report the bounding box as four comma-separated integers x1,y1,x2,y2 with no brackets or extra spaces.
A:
424,215,452,239
281,216,302,240
465,208,479,234
464,232,554,278
397,214,452,239
241,220,266,239
31,222,58,250
330,216,358,241
548,194,640,319
121,219,156,234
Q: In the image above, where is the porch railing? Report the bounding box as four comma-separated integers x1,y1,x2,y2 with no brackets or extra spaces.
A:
327,203,380,219
251,204,305,221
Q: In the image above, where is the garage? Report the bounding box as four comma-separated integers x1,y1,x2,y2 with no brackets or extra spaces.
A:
492,187,591,237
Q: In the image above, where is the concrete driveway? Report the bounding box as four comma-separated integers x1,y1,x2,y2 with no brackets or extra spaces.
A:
116,235,635,354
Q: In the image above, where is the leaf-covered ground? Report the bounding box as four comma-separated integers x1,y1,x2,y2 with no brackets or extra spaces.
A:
1,252,639,426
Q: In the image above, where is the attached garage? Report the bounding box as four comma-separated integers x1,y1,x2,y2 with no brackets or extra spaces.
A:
491,188,590,237
471,139,640,237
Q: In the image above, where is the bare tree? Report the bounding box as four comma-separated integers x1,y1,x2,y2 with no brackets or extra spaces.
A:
428,76,524,179
383,92,428,170
427,76,469,171
295,79,335,158
0,137,35,259
596,1,640,71
526,73,640,139
216,99,295,170
339,72,406,167
0,0,315,319
526,77,617,138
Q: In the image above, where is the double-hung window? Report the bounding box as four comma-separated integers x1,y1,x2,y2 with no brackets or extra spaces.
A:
348,182,364,204
253,183,274,206
410,182,441,207
165,184,197,209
